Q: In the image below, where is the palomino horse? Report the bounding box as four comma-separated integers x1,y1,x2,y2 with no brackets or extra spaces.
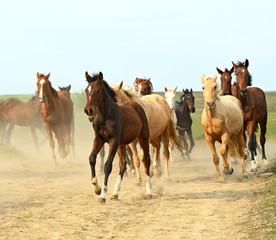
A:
84,72,152,203
113,82,183,181
175,89,196,160
230,59,268,171
0,94,46,149
164,87,177,161
36,73,74,164
201,74,247,181
134,77,153,96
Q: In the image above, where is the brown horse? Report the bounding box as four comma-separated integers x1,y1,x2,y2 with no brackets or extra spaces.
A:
36,73,74,164
0,94,46,149
134,77,153,96
218,60,268,171
201,74,247,181
0,99,9,144
84,72,152,203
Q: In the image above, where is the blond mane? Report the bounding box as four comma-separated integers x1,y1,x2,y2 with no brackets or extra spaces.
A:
201,74,221,98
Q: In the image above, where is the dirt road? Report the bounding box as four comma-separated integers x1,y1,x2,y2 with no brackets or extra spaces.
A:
0,134,274,240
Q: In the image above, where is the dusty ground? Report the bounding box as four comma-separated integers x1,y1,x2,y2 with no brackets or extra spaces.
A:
0,128,274,240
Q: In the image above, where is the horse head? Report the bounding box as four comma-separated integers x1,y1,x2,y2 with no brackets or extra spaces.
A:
134,77,153,96
164,87,177,111
201,74,220,110
216,66,234,96
36,72,55,103
180,88,195,113
232,59,252,97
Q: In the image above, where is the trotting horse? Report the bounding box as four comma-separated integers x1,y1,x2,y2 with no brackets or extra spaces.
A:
84,71,152,203
230,59,268,171
201,74,247,181
36,73,74,164
112,82,183,180
134,77,153,96
175,89,196,160
3,94,46,150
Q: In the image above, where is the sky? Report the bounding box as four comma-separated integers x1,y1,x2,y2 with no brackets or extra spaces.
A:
0,0,275,95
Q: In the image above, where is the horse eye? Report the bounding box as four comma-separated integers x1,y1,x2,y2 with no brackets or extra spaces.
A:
202,87,204,90
214,86,217,89
97,89,100,93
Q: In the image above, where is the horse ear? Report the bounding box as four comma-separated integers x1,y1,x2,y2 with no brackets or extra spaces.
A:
232,61,238,70
200,74,206,82
85,71,91,82
148,78,151,82
98,72,103,82
213,74,217,80
229,66,234,74
190,88,193,94
37,72,40,79
182,89,185,93
174,86,177,92
165,87,168,92
118,81,123,89
135,77,139,83
68,85,71,91
45,73,50,79
245,59,249,68
216,67,223,75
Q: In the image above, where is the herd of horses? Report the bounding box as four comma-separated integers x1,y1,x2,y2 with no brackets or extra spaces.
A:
0,59,269,203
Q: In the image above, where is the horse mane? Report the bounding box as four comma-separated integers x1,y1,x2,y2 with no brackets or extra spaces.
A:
88,73,117,102
234,61,252,86
115,86,140,102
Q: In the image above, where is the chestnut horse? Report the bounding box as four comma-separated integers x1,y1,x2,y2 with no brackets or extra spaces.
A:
201,74,247,181
175,89,196,160
36,73,74,164
3,94,46,149
112,82,183,180
84,72,152,203
134,77,153,96
0,100,9,144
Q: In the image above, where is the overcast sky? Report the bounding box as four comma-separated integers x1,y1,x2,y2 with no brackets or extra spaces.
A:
0,0,275,95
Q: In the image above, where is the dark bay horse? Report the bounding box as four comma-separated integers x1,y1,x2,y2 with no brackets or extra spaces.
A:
175,89,195,159
134,77,153,96
0,94,46,149
36,73,74,164
84,72,152,203
217,60,268,171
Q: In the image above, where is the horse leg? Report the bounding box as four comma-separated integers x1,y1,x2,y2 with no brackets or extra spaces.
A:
128,140,143,185
30,126,39,151
89,137,104,196
111,145,127,200
138,133,152,198
259,121,269,165
44,123,57,165
65,126,71,159
162,135,170,178
236,129,248,178
246,121,258,172
205,133,223,181
186,129,195,160
150,138,162,177
220,133,233,175
6,122,14,145
243,126,249,160
126,145,135,173
99,145,105,174
99,139,118,203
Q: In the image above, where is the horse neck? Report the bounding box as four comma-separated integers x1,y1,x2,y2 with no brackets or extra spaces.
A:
182,103,190,116
44,86,57,112
97,91,116,122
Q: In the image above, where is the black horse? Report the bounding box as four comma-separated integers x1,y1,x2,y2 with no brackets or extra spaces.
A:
174,89,195,160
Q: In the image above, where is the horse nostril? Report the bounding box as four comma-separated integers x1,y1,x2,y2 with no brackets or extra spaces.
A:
88,108,93,116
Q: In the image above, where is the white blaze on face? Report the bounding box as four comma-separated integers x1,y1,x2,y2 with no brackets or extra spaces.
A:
242,69,246,73
138,84,142,96
88,85,92,102
39,79,45,99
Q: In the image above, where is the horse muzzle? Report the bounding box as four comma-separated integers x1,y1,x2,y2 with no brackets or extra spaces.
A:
190,107,195,113
206,101,215,110
240,89,248,97
39,96,46,103
84,107,93,116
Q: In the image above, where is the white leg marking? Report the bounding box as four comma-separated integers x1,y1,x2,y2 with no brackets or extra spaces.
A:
112,176,122,196
91,177,101,193
99,185,108,199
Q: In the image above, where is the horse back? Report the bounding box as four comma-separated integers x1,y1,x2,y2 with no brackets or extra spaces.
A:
248,87,267,123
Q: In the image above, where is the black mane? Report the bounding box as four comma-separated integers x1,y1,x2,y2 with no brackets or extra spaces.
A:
88,73,117,102
234,61,252,86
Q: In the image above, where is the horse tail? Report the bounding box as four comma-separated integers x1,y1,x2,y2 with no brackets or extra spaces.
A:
168,118,184,153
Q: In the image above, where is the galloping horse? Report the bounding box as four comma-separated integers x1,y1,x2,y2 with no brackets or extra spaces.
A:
230,59,268,171
134,77,153,96
113,82,183,180
36,73,74,164
201,74,246,181
84,72,152,203
175,89,196,160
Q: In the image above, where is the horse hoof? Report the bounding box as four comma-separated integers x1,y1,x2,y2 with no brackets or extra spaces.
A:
256,163,261,168
95,188,102,195
144,194,152,200
243,174,249,179
110,194,118,200
250,168,258,173
223,168,234,175
135,182,142,186
98,198,106,204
